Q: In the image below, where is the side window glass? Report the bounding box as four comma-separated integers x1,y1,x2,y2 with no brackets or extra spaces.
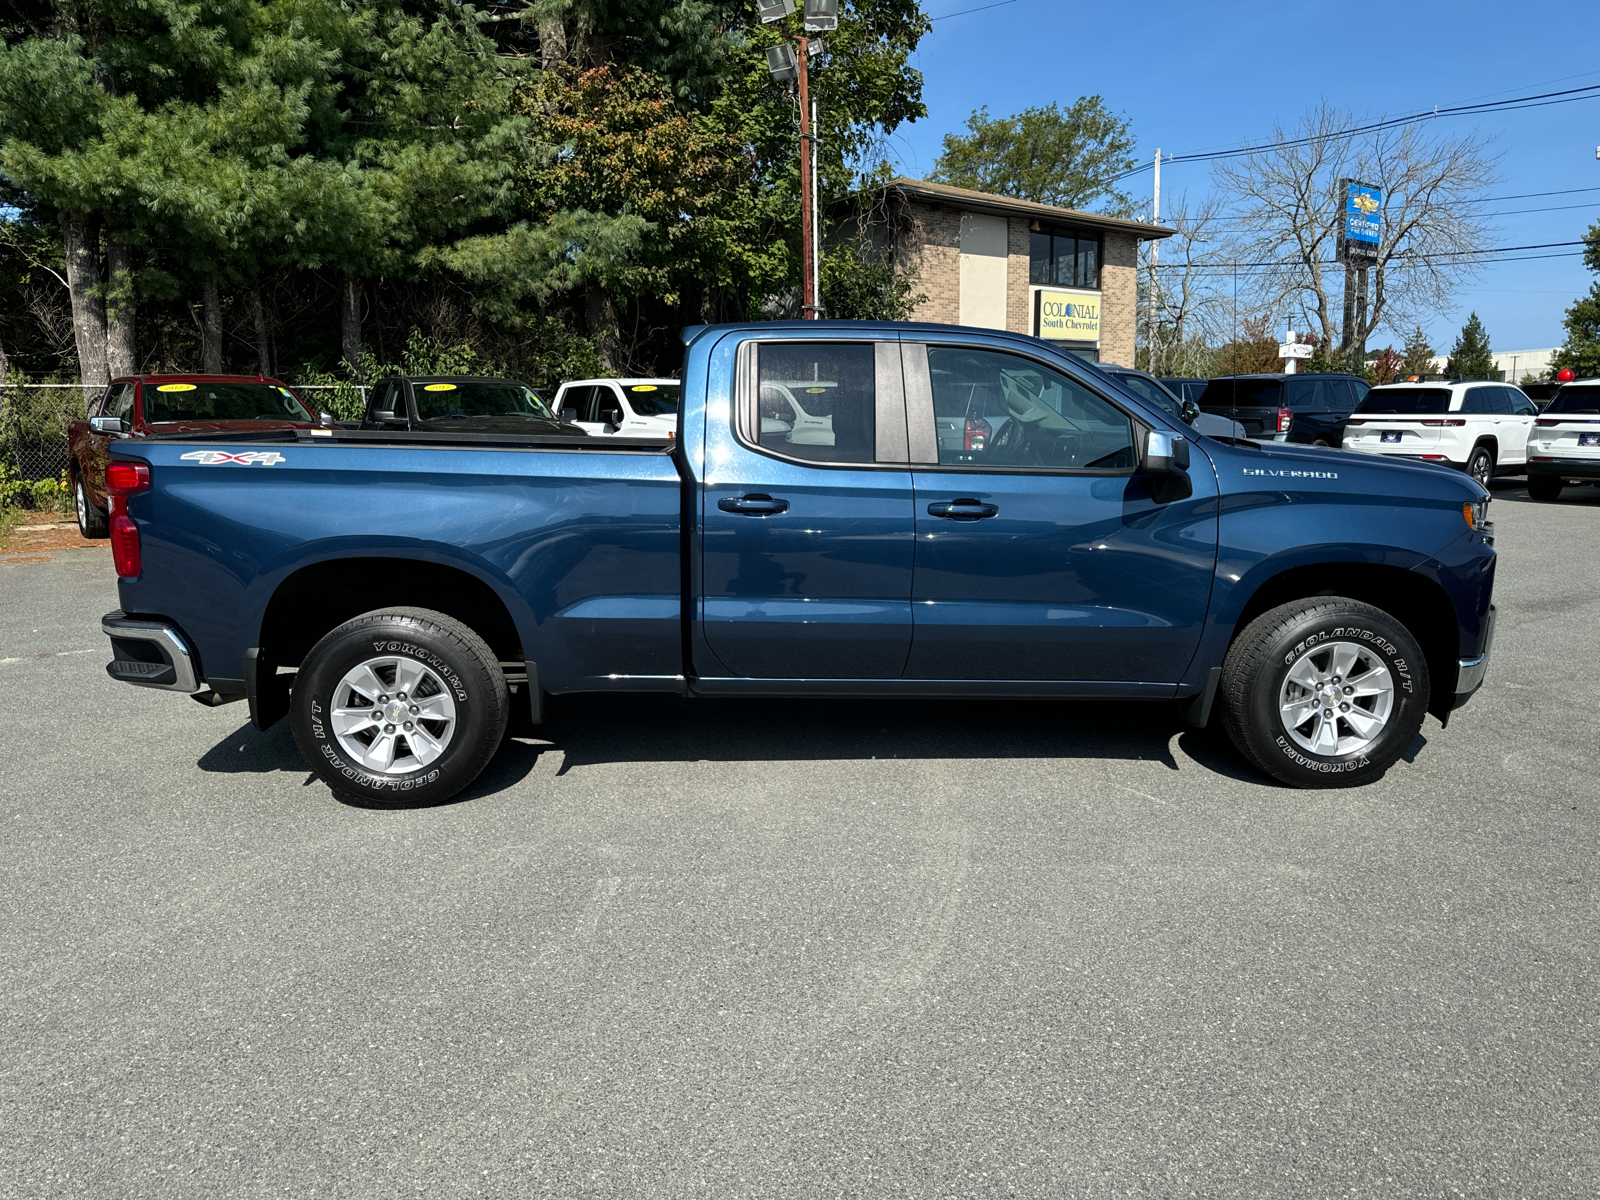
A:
369,382,393,415
111,385,135,422
1510,391,1537,417
1461,388,1492,415
927,347,1135,470
1288,379,1319,411
597,387,624,425
560,386,590,421
756,342,876,463
1490,388,1514,416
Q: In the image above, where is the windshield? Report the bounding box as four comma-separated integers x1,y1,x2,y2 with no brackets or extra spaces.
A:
143,382,312,423
1357,387,1452,415
1112,373,1181,418
1196,379,1282,408
623,383,679,417
1545,385,1600,414
412,379,554,421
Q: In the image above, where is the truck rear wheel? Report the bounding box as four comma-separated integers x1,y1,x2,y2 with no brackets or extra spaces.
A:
1220,598,1430,788
75,476,108,539
290,607,509,806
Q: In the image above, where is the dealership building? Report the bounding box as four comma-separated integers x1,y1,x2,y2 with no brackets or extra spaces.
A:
841,178,1173,366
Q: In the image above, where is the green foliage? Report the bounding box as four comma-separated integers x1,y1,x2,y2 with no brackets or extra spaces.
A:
1445,312,1495,380
1551,220,1600,379
820,234,924,320
1400,325,1435,378
0,462,70,513
929,97,1136,213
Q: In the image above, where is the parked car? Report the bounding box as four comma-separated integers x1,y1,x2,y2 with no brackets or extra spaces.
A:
361,376,586,437
1196,373,1368,446
552,378,680,438
1160,377,1208,406
1096,365,1247,439
98,320,1496,799
1341,380,1537,485
1519,381,1563,410
1526,380,1600,499
67,374,315,538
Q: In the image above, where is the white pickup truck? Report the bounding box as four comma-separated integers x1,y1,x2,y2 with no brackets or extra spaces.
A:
552,378,680,438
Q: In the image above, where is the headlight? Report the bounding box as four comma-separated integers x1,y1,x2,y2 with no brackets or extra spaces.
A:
1463,497,1491,538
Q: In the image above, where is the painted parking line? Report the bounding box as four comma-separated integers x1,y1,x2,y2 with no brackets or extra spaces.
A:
0,649,100,666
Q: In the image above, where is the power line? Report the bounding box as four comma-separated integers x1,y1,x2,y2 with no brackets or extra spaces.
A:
928,0,1016,20
1151,241,1590,275
1191,198,1599,231
1113,83,1600,182
1462,186,1600,205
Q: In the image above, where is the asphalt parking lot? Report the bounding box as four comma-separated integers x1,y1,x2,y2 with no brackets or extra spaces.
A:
2,480,1597,1198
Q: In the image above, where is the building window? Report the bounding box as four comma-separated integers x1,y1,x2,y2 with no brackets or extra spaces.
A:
1028,227,1100,289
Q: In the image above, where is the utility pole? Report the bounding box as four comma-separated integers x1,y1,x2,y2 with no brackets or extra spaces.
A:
811,95,822,319
1147,149,1160,369
797,38,817,319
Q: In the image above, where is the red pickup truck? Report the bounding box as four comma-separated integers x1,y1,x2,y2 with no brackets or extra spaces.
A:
68,374,317,537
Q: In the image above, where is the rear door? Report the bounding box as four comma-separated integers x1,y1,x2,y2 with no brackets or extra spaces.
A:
1498,386,1535,464
699,336,915,680
901,337,1218,684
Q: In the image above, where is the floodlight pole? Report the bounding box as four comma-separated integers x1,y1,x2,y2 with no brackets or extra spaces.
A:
798,37,818,319
1147,149,1160,369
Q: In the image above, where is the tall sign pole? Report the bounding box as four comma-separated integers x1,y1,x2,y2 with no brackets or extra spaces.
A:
1336,178,1381,358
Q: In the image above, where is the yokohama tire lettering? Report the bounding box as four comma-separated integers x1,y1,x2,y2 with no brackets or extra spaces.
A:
1274,735,1371,773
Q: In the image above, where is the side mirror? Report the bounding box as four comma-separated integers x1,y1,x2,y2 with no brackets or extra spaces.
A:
373,410,397,422
90,415,125,435
1144,430,1192,503
318,411,336,428
560,408,577,422
1181,398,1200,424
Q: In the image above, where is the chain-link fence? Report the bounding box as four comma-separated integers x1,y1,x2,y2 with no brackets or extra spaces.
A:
1,383,89,514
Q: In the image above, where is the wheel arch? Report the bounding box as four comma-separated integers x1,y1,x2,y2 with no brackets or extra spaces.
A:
259,556,526,674
1228,562,1459,721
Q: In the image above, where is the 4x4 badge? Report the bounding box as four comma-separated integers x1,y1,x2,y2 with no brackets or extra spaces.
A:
179,450,287,466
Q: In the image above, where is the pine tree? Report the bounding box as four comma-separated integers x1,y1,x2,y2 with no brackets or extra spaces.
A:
1445,312,1495,380
1400,325,1435,378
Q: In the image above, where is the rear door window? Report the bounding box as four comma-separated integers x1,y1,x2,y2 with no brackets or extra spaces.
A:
1461,387,1496,416
1198,379,1283,409
757,342,877,464
1287,378,1323,411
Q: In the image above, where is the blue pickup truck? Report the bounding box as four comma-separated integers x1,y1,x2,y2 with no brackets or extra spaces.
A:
98,322,1497,800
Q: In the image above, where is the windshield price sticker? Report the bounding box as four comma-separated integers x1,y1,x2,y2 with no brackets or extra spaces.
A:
157,383,197,392
179,450,287,466
631,385,658,392
423,383,457,392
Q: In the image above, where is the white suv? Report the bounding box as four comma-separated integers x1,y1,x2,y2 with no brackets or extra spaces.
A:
1526,380,1600,500
1341,380,1537,485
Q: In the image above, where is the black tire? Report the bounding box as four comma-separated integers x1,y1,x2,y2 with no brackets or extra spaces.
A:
75,475,108,538
290,607,509,806
1527,474,1563,501
1465,445,1494,487
1220,598,1430,788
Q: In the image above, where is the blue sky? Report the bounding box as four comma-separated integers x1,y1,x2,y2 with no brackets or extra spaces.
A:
885,0,1600,355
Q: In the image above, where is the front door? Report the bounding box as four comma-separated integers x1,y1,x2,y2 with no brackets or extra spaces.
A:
700,338,915,680
903,340,1218,683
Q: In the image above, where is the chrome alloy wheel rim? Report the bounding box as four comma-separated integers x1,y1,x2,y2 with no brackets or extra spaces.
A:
75,480,87,527
330,655,458,775
1470,454,1491,485
1279,640,1394,757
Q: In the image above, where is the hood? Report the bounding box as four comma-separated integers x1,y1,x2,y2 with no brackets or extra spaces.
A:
1210,437,1488,501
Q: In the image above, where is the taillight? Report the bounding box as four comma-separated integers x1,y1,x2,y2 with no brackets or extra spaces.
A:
110,515,141,578
1536,418,1559,427
1420,454,1448,460
1420,419,1467,427
104,461,150,579
1277,406,1291,433
105,461,150,505
1345,417,1365,426
964,416,991,452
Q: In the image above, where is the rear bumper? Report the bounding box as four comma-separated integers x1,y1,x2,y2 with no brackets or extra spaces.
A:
1527,457,1600,480
1341,444,1461,467
1451,604,1496,710
102,611,202,693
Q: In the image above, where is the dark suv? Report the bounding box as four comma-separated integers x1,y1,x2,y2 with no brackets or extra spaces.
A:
1197,373,1369,446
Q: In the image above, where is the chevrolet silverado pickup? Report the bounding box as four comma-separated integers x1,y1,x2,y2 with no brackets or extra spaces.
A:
98,321,1497,800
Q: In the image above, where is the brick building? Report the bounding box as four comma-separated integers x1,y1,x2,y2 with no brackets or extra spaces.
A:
837,178,1172,367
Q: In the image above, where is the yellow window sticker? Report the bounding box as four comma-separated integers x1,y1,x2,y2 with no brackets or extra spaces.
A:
423,383,457,392
805,387,826,394
630,384,658,392
157,383,197,392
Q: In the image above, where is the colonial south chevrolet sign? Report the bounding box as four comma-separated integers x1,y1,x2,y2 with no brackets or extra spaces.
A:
1034,288,1100,342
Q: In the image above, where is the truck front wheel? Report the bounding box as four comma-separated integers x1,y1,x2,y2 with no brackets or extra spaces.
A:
290,607,509,806
1220,598,1430,788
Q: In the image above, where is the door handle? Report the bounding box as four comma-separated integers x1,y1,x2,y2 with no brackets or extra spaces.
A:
718,493,790,516
927,498,999,520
